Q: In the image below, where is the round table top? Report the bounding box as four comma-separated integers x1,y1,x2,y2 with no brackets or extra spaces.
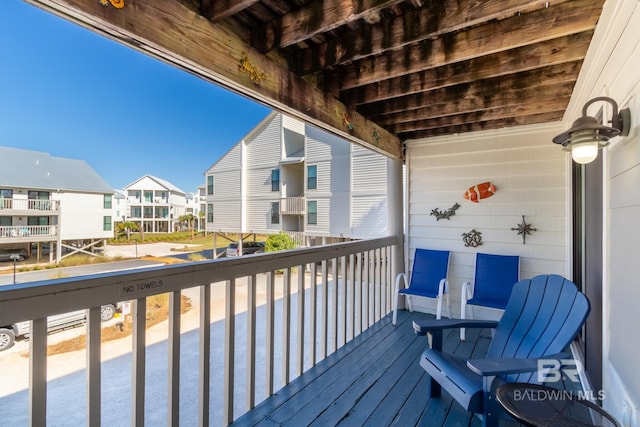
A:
496,383,619,427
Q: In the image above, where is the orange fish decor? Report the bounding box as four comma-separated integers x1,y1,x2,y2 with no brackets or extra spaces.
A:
464,182,496,203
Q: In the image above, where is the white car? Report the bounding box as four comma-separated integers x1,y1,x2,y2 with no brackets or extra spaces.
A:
0,303,119,352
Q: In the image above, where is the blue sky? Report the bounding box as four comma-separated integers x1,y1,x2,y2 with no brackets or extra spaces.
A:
0,0,271,193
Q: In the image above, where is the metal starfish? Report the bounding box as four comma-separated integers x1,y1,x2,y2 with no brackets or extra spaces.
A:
511,215,537,244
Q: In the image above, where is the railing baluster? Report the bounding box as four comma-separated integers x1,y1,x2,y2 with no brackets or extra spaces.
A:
310,262,317,366
168,290,181,426
356,252,362,336
266,272,275,397
386,246,392,315
331,258,338,353
132,297,147,427
29,317,47,427
282,268,291,386
348,254,355,342
374,249,382,322
86,307,101,427
223,279,235,425
340,256,347,347
199,284,211,427
363,251,370,329
296,264,305,376
246,275,256,410
321,260,328,360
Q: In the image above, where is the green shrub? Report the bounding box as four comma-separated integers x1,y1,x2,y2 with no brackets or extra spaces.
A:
265,232,296,253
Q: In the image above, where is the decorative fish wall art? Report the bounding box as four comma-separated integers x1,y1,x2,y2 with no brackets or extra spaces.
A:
463,182,496,203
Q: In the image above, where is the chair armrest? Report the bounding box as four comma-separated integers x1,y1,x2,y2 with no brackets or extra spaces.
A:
467,352,571,376
395,272,408,293
413,318,498,336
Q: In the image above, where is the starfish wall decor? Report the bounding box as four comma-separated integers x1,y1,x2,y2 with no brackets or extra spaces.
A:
511,215,537,244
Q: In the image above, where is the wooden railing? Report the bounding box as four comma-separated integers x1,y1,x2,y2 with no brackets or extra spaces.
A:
280,196,306,215
0,225,57,240
0,236,399,426
0,199,59,211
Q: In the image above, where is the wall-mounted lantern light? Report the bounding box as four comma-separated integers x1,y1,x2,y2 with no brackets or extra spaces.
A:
552,96,631,164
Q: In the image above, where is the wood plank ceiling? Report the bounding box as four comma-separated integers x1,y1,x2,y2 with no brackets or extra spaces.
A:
30,0,604,158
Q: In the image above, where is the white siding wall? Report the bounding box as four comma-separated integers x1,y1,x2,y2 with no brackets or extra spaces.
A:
246,114,283,233
406,123,567,318
305,125,350,236
572,0,640,420
57,192,113,240
351,144,388,238
207,143,243,232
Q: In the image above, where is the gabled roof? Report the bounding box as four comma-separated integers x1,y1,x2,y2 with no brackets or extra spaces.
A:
0,146,113,194
124,174,185,195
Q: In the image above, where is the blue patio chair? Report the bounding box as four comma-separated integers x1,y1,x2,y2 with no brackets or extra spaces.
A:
413,274,590,427
460,253,519,340
392,248,450,326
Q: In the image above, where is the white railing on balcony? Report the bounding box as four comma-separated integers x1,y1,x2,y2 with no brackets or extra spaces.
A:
284,230,305,247
0,199,59,211
0,225,57,240
0,236,398,426
280,196,306,215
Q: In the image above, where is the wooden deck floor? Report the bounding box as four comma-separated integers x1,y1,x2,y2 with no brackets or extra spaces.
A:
231,310,521,427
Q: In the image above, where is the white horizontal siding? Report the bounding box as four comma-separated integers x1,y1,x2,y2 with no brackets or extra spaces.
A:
282,115,305,134
352,146,388,195
210,143,242,173
405,122,568,318
351,196,387,238
245,199,280,233
212,169,241,197
246,114,282,166
210,200,242,231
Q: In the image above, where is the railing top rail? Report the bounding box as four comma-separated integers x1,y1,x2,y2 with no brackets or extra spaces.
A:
0,236,398,325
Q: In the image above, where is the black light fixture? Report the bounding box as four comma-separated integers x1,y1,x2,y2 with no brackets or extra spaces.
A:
552,96,631,164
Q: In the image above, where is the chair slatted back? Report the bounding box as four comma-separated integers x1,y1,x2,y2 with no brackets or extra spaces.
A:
409,249,450,293
471,253,520,309
487,275,590,382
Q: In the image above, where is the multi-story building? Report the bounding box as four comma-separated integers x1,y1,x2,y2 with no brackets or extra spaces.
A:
122,175,186,233
204,112,392,245
0,146,114,262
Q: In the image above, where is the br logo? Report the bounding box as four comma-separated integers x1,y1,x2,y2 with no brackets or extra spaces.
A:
537,359,584,383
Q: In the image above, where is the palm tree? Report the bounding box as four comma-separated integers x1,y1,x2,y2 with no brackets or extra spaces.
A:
115,221,139,240
179,214,196,240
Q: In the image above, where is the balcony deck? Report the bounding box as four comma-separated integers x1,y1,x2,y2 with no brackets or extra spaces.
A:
232,310,519,427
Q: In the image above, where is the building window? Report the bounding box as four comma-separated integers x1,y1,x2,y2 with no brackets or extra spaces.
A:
0,189,12,209
307,165,317,190
144,191,153,203
307,201,317,225
207,175,214,195
131,207,141,218
207,204,214,223
0,217,11,226
271,202,280,224
103,216,112,231
104,194,112,209
271,169,280,192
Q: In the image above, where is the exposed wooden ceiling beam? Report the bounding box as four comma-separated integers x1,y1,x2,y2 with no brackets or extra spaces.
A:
339,39,589,106
360,67,578,118
326,0,602,91
403,112,565,140
387,100,571,134
201,0,261,22
27,0,401,158
251,0,404,53
374,82,576,126
292,0,570,75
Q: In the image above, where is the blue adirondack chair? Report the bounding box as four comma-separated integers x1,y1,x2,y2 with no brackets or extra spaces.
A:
460,253,519,340
413,274,590,427
392,248,450,326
